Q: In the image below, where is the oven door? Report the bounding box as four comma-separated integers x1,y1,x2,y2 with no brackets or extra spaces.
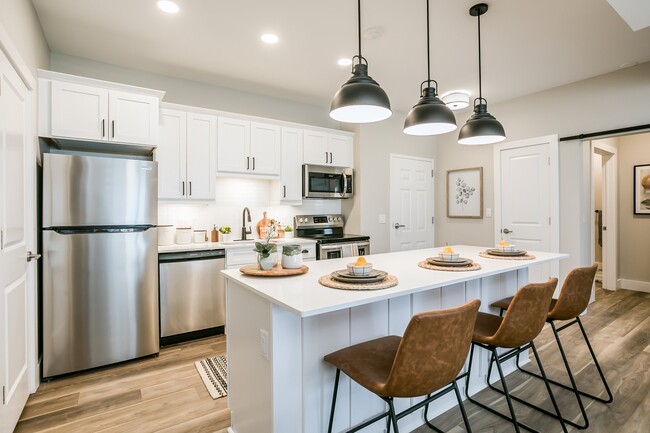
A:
318,243,344,260
303,165,353,199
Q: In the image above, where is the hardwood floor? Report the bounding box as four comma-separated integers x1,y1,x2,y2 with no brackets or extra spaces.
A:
16,286,649,433
414,286,650,433
15,336,230,433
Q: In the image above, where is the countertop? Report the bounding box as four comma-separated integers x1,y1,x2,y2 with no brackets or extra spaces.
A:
158,237,317,253
222,245,568,317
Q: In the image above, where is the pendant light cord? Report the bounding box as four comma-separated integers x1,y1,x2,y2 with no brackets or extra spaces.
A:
426,0,431,83
358,0,362,60
477,9,482,100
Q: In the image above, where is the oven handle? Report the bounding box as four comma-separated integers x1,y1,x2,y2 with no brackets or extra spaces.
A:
319,244,344,252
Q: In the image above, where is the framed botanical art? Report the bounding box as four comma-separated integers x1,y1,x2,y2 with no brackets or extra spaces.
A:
634,164,650,215
447,167,483,218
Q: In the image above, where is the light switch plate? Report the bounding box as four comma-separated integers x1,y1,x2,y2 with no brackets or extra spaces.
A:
486,208,492,218
378,214,387,224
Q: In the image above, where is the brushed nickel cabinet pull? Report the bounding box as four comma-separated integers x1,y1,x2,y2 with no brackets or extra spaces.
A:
283,185,287,198
189,182,192,196
101,119,105,137
329,152,333,164
252,157,256,170
182,181,185,196
111,120,115,138
247,157,250,170
325,152,328,163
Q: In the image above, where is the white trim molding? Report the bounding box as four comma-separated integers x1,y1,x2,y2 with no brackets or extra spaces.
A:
617,279,650,293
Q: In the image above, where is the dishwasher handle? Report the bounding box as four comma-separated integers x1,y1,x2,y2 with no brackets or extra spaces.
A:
159,249,226,262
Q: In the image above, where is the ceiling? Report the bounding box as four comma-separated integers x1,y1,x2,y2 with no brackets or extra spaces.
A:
32,0,650,114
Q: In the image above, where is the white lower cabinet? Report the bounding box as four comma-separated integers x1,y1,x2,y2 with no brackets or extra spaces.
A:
157,108,215,200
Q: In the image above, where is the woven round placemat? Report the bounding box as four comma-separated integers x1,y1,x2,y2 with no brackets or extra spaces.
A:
318,274,399,291
478,251,536,260
418,261,482,272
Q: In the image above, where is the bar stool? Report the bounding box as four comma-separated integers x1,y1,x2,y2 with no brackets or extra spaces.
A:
465,278,568,433
490,264,612,430
324,299,480,433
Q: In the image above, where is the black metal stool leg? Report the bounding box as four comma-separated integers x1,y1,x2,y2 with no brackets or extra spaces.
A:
327,369,341,433
492,347,522,433
530,342,568,433
387,397,400,433
577,316,614,403
453,381,473,433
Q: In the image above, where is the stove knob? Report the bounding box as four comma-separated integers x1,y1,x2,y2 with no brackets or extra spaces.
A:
299,218,305,223
337,217,342,222
328,217,333,222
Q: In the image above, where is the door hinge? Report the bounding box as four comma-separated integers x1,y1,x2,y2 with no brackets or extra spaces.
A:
431,169,434,178
2,385,5,404
548,156,551,165
432,216,435,224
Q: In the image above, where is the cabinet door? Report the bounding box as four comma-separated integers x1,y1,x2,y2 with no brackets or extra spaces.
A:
217,117,249,173
51,81,108,141
109,90,159,145
250,122,281,176
280,127,303,202
186,113,216,199
328,133,354,167
156,109,187,199
302,130,329,165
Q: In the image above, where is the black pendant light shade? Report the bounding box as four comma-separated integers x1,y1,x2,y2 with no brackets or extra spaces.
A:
458,99,506,145
403,0,456,136
330,58,392,123
329,0,391,123
459,3,505,145
404,84,457,135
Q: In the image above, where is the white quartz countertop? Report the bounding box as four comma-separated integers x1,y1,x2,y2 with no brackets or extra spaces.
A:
158,237,316,253
222,245,568,317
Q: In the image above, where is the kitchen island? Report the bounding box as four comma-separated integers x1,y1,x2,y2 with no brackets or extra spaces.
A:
223,246,567,433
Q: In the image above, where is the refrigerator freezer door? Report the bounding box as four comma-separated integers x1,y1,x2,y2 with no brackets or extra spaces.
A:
43,153,157,227
43,228,159,377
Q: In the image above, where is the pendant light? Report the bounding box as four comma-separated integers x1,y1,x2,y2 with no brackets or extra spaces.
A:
403,0,457,136
458,3,506,145
330,0,392,123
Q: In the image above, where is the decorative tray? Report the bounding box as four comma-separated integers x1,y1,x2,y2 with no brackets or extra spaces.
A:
240,264,309,277
426,257,474,267
330,269,388,284
485,249,527,257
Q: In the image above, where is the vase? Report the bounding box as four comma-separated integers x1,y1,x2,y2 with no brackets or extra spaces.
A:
220,233,232,242
258,252,277,270
284,231,294,239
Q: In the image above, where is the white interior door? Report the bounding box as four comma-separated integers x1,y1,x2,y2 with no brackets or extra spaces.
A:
496,136,559,285
592,142,617,291
389,154,434,252
0,49,30,433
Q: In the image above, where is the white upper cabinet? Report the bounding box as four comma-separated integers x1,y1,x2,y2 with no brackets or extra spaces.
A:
217,117,280,177
40,70,164,149
157,108,215,201
279,127,304,203
303,129,353,167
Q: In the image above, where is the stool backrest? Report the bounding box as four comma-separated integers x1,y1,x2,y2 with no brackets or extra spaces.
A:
383,299,480,398
548,264,598,321
490,278,558,348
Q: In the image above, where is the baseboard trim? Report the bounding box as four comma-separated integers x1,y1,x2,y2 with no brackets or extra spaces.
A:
617,279,650,293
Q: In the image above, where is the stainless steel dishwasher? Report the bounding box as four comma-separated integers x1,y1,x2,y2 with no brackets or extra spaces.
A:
159,249,226,345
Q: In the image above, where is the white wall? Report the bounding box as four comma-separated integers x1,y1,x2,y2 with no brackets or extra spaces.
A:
435,62,650,280
0,0,49,73
343,114,437,254
50,52,336,129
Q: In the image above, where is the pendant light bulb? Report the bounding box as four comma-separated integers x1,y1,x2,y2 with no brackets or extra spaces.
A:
329,0,392,123
403,0,457,136
458,3,505,145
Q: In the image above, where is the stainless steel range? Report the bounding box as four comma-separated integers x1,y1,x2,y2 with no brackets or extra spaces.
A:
294,214,370,260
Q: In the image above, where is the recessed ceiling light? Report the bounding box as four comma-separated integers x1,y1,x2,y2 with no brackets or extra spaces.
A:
157,0,179,14
261,33,279,44
337,58,352,67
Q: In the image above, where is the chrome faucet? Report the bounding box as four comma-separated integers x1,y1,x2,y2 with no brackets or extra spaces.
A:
241,207,252,240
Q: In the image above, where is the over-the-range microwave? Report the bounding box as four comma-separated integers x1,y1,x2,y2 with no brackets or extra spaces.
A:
303,164,353,199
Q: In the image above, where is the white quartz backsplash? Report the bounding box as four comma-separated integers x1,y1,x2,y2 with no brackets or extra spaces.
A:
158,177,341,235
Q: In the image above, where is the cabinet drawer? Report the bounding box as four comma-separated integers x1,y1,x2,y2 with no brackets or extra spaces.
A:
226,249,258,267
301,244,316,261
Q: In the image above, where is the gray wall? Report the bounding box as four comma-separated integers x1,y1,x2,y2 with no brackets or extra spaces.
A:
617,132,650,284
435,61,650,281
0,0,49,72
50,52,336,129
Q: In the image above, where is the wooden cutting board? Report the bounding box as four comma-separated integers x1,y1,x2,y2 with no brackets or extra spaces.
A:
239,264,309,277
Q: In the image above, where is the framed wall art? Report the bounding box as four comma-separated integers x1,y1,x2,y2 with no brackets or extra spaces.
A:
634,163,650,215
447,167,483,218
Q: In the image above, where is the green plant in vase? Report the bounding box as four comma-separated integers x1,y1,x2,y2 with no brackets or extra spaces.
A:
253,221,278,270
283,224,294,239
218,226,232,242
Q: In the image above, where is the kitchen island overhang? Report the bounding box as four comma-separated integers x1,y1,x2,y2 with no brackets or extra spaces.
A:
223,246,568,433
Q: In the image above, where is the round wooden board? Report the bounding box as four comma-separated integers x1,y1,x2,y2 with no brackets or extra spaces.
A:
239,264,309,277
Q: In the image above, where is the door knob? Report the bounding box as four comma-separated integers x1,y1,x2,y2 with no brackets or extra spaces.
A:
502,228,513,234
394,223,406,230
26,251,41,262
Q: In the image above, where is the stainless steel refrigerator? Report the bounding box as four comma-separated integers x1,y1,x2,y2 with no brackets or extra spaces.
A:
42,153,159,378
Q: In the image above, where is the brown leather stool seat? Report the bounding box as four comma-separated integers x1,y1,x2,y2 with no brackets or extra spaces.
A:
324,299,480,433
489,264,612,430
465,278,569,433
